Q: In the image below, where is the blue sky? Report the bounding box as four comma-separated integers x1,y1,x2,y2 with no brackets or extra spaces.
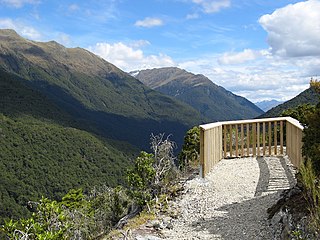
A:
0,0,319,102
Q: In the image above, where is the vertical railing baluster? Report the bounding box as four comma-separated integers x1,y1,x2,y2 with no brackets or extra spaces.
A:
263,122,266,156
280,121,284,155
268,121,272,156
257,122,260,156
241,124,244,157
235,124,238,157
246,123,250,156
229,124,233,157
224,125,227,158
253,123,256,156
274,121,278,155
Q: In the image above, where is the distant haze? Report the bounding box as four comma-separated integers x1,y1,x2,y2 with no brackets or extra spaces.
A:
255,100,284,112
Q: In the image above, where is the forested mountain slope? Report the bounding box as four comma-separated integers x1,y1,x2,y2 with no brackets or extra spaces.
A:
133,67,264,121
0,68,132,223
260,87,319,118
0,29,202,150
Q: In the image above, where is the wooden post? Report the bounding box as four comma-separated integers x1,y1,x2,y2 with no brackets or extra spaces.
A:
280,121,284,155
235,124,239,157
241,124,244,157
200,128,205,177
253,123,256,156
246,123,250,156
257,122,260,156
229,125,233,157
262,122,266,156
274,121,278,155
268,121,272,156
224,125,227,158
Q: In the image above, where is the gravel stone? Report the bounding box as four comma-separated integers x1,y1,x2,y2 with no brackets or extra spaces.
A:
160,156,296,240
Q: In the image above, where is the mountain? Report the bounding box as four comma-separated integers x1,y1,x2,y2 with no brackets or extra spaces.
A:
0,29,205,223
0,68,133,222
132,67,264,121
260,87,319,118
0,29,202,150
255,100,283,112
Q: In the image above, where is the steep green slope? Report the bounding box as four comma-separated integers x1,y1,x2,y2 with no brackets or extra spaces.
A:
0,67,74,124
0,29,202,149
133,67,264,121
0,115,130,219
0,68,132,223
260,87,319,118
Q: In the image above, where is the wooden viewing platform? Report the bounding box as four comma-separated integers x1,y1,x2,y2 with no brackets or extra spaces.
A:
199,117,304,177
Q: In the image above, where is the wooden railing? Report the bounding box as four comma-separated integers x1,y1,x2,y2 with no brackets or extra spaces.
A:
200,117,304,177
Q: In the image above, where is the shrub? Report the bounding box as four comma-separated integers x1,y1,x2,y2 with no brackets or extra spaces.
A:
127,133,176,207
178,126,200,170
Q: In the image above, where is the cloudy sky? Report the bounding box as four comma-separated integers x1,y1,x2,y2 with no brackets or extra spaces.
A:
0,0,319,102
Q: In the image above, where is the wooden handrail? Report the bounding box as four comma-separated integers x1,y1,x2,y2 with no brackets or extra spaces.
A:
200,117,304,177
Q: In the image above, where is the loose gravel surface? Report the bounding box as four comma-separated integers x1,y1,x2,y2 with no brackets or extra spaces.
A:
158,156,296,240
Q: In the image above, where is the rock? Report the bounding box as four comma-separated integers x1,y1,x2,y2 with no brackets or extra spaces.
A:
151,220,161,230
166,222,173,229
162,216,172,225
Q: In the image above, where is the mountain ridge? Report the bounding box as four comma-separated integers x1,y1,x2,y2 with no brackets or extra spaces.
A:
133,67,264,121
260,87,319,118
0,29,202,150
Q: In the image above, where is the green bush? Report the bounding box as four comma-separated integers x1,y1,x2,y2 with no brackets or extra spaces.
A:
127,134,176,207
281,104,315,126
127,151,156,206
1,187,131,239
302,81,320,175
178,126,200,170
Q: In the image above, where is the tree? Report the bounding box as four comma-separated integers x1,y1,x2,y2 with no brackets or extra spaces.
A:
178,126,200,170
127,133,176,206
281,104,315,126
303,79,320,175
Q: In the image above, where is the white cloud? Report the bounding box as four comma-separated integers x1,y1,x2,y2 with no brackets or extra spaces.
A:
134,17,163,28
192,0,231,13
0,0,39,8
186,13,199,19
0,18,42,40
54,32,72,46
218,49,264,65
259,0,320,57
178,0,319,102
178,52,311,102
88,42,175,71
68,4,80,12
129,40,150,48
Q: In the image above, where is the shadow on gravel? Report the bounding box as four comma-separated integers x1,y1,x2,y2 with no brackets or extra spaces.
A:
190,193,278,239
190,156,296,239
255,157,270,197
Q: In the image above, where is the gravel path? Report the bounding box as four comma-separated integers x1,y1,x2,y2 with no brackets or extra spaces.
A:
159,156,296,240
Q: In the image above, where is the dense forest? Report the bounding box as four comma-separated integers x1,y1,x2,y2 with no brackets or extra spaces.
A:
0,68,134,225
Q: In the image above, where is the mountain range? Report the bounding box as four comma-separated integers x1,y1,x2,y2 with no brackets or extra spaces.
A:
132,67,264,121
255,100,283,112
261,87,319,118
0,29,202,150
0,29,205,222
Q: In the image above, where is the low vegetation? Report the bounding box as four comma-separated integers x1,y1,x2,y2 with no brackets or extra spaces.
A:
1,130,200,239
281,79,320,237
178,126,200,171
